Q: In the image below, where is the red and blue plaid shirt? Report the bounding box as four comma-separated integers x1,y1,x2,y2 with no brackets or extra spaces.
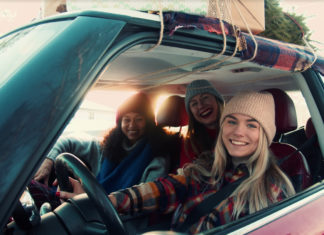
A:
110,164,285,234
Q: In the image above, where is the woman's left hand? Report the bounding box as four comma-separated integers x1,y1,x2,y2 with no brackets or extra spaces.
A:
54,177,85,200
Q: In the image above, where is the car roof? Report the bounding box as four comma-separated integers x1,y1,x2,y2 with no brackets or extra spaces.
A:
7,9,322,96
64,10,323,96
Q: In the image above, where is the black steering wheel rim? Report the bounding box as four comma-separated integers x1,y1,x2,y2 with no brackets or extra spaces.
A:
55,152,127,235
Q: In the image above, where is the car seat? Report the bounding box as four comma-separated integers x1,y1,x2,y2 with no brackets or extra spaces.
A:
303,118,323,183
265,88,312,192
156,95,188,171
156,95,188,131
152,95,189,229
263,88,297,141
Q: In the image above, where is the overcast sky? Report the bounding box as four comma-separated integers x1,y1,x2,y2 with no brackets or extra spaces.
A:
280,0,324,56
0,0,323,56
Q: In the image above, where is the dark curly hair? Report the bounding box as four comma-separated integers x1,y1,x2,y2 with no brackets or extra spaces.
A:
100,118,179,165
100,92,180,165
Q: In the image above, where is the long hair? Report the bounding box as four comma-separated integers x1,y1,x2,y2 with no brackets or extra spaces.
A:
211,125,295,218
185,98,224,156
184,124,295,219
100,116,175,165
100,115,156,164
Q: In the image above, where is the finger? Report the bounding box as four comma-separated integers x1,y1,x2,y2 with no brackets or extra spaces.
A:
34,173,46,184
108,195,117,208
59,191,76,200
52,179,58,186
33,174,41,181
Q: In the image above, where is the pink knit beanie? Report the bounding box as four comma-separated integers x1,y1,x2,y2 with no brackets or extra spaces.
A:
220,91,276,145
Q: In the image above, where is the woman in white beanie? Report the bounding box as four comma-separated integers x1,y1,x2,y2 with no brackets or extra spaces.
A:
59,91,295,234
208,91,295,220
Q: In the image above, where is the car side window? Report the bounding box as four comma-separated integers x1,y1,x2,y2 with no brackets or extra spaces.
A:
287,90,310,128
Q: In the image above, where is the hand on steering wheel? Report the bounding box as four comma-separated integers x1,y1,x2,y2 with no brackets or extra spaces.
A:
55,153,127,235
54,177,85,200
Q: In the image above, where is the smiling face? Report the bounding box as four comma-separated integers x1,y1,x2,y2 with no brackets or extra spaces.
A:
121,112,146,144
189,93,219,129
222,113,260,158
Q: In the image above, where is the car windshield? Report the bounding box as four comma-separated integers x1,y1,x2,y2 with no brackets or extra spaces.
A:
0,21,71,86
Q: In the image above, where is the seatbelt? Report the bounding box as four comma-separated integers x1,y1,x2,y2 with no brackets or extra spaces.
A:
175,172,249,232
277,135,317,166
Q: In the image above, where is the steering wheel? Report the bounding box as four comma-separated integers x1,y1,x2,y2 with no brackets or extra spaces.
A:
55,153,127,235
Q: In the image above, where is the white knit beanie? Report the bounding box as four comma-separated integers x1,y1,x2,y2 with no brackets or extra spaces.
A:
220,91,276,145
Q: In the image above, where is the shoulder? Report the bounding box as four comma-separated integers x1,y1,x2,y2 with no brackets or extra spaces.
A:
148,156,169,167
140,156,170,182
60,132,100,145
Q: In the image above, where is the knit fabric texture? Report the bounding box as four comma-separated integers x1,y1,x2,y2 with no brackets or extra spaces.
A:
115,92,155,124
220,91,276,145
185,79,224,113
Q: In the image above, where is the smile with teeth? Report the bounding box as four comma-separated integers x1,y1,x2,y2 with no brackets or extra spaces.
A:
230,139,248,146
200,108,212,117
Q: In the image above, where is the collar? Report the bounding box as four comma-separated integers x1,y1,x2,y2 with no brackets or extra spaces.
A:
231,156,250,169
122,137,145,152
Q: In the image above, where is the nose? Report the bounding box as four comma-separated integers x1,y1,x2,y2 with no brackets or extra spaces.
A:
129,119,136,128
233,123,245,136
197,100,204,109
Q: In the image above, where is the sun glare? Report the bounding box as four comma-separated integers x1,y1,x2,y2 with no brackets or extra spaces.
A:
85,89,137,111
154,94,170,117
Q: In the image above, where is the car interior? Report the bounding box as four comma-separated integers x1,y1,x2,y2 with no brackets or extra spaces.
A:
6,42,324,235
1,7,324,235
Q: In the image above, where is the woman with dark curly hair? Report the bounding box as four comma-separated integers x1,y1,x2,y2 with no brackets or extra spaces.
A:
31,92,176,209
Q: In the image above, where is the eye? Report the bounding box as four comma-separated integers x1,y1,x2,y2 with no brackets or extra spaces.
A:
135,117,144,122
247,123,258,128
122,118,130,123
190,101,197,108
202,95,210,100
227,119,236,125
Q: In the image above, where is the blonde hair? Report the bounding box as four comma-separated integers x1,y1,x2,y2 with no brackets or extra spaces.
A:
184,124,295,219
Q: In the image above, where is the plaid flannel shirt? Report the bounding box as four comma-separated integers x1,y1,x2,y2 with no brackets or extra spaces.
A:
110,164,285,234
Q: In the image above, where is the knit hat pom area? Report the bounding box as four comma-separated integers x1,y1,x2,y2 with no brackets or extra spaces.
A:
185,79,224,113
115,92,154,124
220,91,276,145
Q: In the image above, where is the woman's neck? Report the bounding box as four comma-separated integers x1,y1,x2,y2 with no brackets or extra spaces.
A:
231,156,250,168
205,127,218,140
122,138,143,151
204,122,218,130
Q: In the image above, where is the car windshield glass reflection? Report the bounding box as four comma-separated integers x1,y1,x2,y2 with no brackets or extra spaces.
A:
0,21,70,87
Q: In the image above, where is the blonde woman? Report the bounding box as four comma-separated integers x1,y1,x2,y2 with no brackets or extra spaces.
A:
59,91,295,234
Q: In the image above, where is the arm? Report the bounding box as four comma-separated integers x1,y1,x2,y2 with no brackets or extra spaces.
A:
109,174,189,215
34,134,102,184
139,156,170,183
46,135,102,175
33,158,55,185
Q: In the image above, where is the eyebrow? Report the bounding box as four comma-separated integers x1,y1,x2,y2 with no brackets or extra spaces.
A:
226,115,258,122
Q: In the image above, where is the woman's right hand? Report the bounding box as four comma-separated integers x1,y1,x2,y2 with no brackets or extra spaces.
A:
56,177,85,200
33,158,54,185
